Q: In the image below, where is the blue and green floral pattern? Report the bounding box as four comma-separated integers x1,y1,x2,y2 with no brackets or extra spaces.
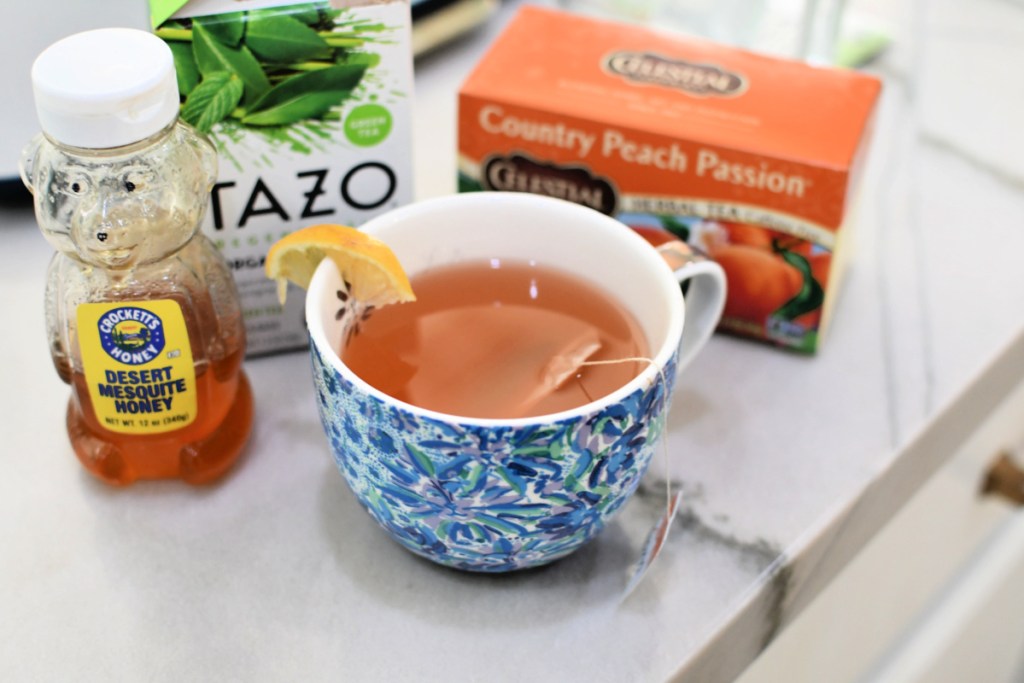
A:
310,340,678,572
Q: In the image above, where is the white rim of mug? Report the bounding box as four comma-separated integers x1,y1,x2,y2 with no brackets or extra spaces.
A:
306,192,686,428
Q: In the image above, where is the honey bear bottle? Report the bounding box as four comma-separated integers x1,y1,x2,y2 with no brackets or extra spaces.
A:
20,28,253,485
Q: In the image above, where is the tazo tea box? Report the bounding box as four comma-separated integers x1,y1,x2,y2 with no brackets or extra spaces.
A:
151,0,413,355
458,6,881,353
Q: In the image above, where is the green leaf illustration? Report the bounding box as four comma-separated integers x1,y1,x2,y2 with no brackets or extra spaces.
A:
461,464,486,496
181,71,244,133
263,3,324,26
659,214,690,242
245,13,332,62
321,8,344,24
458,173,484,193
337,51,381,68
193,20,270,107
773,248,824,320
197,11,245,46
168,41,200,96
241,64,367,126
404,443,436,478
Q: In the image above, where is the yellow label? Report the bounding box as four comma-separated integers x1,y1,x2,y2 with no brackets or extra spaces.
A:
77,300,197,435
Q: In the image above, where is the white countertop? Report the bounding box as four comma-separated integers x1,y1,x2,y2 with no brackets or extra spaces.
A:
4,1,1024,681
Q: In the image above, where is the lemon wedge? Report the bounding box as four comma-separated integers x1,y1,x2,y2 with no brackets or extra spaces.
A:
265,223,415,306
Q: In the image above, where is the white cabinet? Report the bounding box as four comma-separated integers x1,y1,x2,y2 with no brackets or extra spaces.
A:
737,378,1024,683
868,513,1024,683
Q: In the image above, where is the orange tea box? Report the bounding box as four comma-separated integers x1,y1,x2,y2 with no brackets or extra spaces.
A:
457,6,881,353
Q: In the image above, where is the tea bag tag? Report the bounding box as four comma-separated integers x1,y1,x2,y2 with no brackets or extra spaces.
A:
623,489,684,598
576,357,683,600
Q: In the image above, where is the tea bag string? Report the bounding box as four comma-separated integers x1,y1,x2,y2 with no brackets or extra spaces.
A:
575,357,679,598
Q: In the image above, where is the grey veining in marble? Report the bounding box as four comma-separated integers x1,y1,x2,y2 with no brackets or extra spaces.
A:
2,0,1024,681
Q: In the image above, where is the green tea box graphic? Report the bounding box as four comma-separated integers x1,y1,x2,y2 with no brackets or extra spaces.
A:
150,0,414,355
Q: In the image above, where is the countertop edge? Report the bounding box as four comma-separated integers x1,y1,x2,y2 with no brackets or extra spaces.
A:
672,325,1024,682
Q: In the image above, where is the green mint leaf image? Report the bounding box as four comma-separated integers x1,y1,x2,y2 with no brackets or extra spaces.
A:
241,64,367,126
263,3,325,26
773,248,824,320
195,12,245,46
337,52,381,68
245,13,332,62
334,22,388,34
458,173,484,193
658,215,690,241
193,20,270,107
181,71,244,133
321,8,344,24
168,41,200,96
154,4,398,161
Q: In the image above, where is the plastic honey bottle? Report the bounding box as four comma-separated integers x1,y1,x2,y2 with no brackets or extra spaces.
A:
20,28,253,485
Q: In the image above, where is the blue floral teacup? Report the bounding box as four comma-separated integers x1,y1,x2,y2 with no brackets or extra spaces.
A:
306,193,725,571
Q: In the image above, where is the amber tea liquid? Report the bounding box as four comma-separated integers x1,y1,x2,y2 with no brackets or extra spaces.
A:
342,259,649,418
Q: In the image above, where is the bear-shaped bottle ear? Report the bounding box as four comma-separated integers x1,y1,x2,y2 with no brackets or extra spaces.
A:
195,130,219,192
19,135,44,195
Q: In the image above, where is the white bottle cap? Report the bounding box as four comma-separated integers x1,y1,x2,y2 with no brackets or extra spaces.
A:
31,28,180,149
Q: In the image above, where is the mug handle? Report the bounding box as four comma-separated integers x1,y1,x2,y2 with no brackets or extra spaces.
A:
651,239,727,375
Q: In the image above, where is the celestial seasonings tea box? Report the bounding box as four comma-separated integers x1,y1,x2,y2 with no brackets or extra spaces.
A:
151,0,414,355
457,6,881,352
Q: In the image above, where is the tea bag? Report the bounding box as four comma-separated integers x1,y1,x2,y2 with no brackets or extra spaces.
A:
406,304,602,418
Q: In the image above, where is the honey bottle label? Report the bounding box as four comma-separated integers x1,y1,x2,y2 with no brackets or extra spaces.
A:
77,300,197,434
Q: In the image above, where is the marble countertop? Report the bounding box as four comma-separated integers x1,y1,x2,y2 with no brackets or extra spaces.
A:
4,0,1024,681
